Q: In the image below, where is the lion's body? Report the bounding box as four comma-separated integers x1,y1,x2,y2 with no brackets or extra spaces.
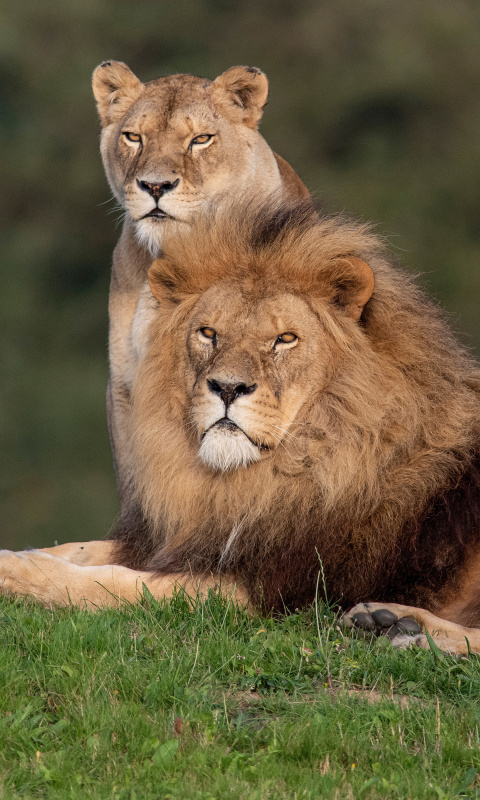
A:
4,200,480,656
91,62,309,505
111,204,480,622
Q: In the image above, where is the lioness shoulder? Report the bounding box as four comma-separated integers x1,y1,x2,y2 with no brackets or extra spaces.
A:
92,61,310,507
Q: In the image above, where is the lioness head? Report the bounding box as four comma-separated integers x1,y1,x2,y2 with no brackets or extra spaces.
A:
143,204,375,473
92,61,279,253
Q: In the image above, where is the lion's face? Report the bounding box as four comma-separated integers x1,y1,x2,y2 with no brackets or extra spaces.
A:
93,62,276,253
179,283,332,472
140,203,375,493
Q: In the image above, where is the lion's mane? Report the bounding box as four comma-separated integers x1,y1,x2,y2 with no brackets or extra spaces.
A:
111,201,480,614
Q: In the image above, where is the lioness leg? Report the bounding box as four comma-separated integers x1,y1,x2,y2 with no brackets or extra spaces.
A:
0,549,249,610
34,541,116,566
343,602,480,656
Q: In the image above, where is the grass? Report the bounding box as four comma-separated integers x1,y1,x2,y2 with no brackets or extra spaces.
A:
1,591,480,799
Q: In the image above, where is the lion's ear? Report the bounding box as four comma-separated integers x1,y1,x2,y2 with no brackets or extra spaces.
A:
148,258,196,307
330,257,375,322
92,61,144,126
212,66,269,128
148,259,180,305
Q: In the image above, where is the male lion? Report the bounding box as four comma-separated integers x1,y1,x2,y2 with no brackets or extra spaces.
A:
91,60,309,509
4,201,480,656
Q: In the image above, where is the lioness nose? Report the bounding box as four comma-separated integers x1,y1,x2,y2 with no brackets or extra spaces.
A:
137,178,180,199
207,379,257,409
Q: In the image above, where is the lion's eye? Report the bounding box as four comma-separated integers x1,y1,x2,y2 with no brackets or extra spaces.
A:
199,327,217,343
123,132,142,145
274,332,298,349
190,134,213,147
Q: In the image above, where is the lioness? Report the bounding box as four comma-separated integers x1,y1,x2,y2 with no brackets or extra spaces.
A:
4,200,480,657
91,60,309,508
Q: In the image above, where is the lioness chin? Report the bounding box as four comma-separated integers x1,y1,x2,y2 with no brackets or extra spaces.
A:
5,199,480,658
91,60,310,510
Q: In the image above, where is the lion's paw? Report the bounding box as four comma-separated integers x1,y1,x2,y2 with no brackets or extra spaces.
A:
342,603,428,650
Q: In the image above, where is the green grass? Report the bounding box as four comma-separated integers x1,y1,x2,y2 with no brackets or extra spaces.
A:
1,592,480,799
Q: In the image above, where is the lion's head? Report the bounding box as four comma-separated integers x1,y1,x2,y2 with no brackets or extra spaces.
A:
125,201,480,610
92,61,280,253
146,207,375,474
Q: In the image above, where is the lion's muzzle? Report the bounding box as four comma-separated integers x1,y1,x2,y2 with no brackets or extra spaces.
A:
198,421,261,472
196,379,261,471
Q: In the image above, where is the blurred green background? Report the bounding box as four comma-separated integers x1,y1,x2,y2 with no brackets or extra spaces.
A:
1,0,480,549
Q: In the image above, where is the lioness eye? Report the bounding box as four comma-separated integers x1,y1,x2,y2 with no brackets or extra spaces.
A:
190,134,213,147
199,327,217,343
123,132,142,144
274,332,298,348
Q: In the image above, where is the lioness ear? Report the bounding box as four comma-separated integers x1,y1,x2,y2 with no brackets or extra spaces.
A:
92,60,144,126
212,66,269,128
331,257,375,321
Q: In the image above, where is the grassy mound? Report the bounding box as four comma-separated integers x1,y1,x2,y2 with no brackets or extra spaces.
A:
1,591,480,798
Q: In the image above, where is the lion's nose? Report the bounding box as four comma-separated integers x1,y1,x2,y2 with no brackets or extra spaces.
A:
137,178,180,199
207,379,257,409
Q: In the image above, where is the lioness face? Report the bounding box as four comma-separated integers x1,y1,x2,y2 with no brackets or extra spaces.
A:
93,63,277,254
183,284,332,472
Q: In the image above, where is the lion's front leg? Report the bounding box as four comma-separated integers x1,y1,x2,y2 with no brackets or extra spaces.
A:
342,602,480,656
0,549,153,608
34,540,116,566
0,550,250,610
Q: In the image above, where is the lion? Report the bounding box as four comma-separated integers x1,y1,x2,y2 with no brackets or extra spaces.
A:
4,200,480,657
90,60,310,510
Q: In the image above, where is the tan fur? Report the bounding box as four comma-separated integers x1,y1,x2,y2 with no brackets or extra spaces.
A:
91,61,310,506
5,200,480,657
